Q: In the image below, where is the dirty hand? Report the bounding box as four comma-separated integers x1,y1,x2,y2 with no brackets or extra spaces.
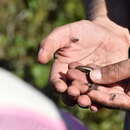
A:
87,59,130,111
67,60,130,111
38,17,129,95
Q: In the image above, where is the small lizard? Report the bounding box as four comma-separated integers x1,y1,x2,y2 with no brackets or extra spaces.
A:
76,66,98,91
76,66,117,102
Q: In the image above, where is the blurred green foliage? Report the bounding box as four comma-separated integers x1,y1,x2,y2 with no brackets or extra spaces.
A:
0,0,124,130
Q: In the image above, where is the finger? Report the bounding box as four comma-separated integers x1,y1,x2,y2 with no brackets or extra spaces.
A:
38,26,70,64
80,83,89,94
53,79,68,93
90,59,130,84
67,86,80,97
66,68,89,96
50,60,68,93
90,105,99,112
67,80,89,97
90,100,103,112
72,80,89,94
88,90,130,110
66,69,87,83
65,81,82,104
77,94,100,111
67,80,82,97
77,95,91,108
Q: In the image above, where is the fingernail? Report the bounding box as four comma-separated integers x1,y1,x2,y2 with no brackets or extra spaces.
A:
90,69,102,82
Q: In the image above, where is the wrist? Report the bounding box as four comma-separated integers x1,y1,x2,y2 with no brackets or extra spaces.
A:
92,16,117,27
92,16,127,31
86,0,107,21
92,16,130,46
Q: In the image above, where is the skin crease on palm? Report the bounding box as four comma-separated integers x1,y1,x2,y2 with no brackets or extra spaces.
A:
38,17,130,111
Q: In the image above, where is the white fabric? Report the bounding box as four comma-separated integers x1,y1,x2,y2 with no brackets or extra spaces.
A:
0,68,61,120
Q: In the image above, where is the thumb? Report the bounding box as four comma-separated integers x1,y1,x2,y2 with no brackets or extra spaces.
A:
90,59,130,84
38,26,70,64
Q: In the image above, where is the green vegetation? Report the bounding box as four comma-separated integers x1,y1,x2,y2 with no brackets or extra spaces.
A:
0,0,124,130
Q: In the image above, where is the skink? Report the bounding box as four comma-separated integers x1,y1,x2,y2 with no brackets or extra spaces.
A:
76,66,97,90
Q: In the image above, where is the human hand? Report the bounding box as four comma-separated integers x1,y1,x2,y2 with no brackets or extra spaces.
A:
38,17,129,94
65,62,101,111
67,59,130,111
88,59,130,111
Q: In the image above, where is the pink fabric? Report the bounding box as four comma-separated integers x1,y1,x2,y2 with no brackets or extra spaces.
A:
0,106,67,130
